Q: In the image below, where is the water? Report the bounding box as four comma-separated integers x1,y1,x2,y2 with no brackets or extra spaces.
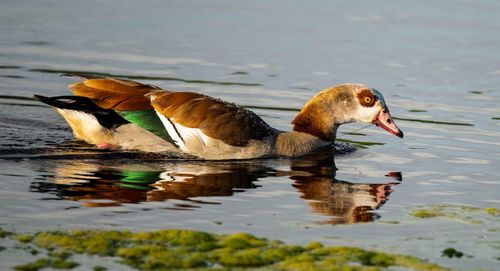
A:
1,0,500,269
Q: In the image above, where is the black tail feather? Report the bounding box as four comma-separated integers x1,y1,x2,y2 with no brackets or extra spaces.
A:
34,95,129,129
34,95,99,110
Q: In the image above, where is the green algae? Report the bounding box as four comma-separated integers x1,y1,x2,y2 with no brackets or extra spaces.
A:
411,209,445,218
485,207,500,216
487,227,500,232
14,258,79,271
14,259,51,271
442,248,464,258
380,221,400,224
34,230,132,256
2,227,452,271
220,232,268,249
11,236,80,271
131,229,216,250
0,228,13,238
15,234,34,243
411,205,499,224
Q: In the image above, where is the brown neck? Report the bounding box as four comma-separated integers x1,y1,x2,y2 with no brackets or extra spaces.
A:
291,86,358,142
292,100,341,142
275,131,331,156
292,119,339,142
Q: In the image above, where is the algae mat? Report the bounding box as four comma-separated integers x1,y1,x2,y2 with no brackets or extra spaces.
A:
1,228,450,271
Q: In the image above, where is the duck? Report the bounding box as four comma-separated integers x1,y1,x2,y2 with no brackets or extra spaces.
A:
34,74,403,160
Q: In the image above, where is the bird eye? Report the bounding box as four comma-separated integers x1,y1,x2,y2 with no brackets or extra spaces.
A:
357,89,376,107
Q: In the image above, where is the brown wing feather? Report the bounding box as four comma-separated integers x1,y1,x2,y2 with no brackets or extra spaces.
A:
151,92,274,146
70,78,162,111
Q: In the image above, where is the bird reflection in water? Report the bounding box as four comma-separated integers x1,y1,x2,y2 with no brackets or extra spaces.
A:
31,151,401,224
31,161,266,208
148,164,265,208
289,152,401,224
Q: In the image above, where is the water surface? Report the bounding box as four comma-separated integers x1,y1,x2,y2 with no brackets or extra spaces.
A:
1,0,500,270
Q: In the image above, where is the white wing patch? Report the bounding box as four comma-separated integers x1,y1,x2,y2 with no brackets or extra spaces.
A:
156,113,184,148
155,111,273,159
156,112,209,153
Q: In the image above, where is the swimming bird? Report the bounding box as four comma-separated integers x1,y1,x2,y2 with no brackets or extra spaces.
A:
34,74,403,160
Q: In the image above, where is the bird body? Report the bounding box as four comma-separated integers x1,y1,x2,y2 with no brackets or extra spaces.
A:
35,74,403,160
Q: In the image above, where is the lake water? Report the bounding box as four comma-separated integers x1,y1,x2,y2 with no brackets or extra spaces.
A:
1,0,499,270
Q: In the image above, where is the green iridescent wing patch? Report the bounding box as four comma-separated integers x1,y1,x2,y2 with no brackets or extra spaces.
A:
118,110,171,142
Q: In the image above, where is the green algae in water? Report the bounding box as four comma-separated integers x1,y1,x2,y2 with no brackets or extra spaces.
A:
0,228,13,238
411,205,499,224
34,229,133,256
487,227,500,232
442,248,464,258
14,258,79,271
485,207,500,216
14,258,51,271
411,209,445,218
231,71,249,75
380,220,401,224
2,228,451,271
15,234,34,243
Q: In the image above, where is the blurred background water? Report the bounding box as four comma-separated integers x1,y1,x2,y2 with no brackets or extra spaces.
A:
1,0,499,269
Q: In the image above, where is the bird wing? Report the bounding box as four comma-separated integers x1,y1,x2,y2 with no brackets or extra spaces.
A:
69,75,161,111
150,91,274,148
63,74,274,152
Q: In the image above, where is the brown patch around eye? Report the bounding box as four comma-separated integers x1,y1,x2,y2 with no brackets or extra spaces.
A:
357,89,376,107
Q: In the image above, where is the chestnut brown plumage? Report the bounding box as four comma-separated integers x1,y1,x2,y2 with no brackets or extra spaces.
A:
70,77,160,111
150,92,274,147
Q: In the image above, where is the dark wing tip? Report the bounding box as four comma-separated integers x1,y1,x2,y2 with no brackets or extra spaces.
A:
32,95,91,109
33,94,47,101
33,95,129,129
33,94,57,106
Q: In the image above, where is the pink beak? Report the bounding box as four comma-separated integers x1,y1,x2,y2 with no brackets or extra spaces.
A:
373,108,404,138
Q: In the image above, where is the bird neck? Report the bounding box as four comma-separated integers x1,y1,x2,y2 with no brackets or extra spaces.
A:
292,103,341,141
291,87,355,141
275,131,331,156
